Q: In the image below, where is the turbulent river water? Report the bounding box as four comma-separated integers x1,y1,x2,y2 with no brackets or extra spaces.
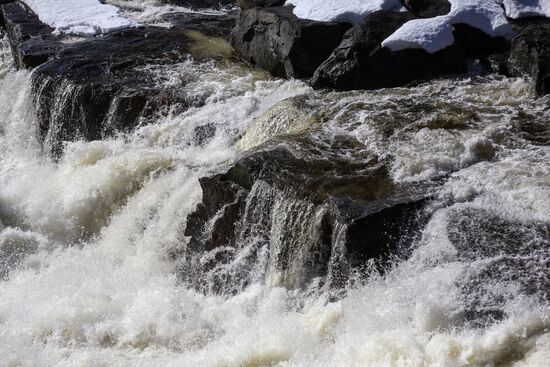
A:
1,2,550,366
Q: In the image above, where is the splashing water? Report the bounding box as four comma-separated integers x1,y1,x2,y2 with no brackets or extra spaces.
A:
0,9,549,366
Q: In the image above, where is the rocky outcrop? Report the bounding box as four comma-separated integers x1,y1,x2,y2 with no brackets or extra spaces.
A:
400,0,451,18
183,133,432,292
1,1,60,68
230,6,352,79
310,11,466,91
508,22,550,96
31,11,237,156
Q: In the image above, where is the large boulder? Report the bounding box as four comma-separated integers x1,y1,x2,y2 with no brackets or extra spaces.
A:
508,22,550,96
400,0,451,18
32,16,236,156
231,6,352,79
182,133,432,292
1,1,61,68
311,10,466,91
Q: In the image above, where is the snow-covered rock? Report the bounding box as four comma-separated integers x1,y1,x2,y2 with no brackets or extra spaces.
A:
382,15,454,53
504,0,550,19
383,0,513,53
284,0,403,24
23,0,136,36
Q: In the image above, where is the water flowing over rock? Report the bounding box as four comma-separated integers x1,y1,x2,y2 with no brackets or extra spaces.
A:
183,126,434,292
1,1,60,68
509,21,550,96
231,6,351,79
0,1,549,365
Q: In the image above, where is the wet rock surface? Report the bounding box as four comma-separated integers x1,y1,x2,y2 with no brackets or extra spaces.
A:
310,11,466,90
231,6,351,79
32,27,197,155
236,0,285,9
184,133,433,292
1,1,60,68
399,0,451,18
448,208,550,325
508,22,550,96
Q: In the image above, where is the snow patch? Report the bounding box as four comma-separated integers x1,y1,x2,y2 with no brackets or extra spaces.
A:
284,0,403,24
383,0,514,54
23,0,136,36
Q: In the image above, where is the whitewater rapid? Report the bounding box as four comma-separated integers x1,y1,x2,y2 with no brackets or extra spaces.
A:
0,6,549,366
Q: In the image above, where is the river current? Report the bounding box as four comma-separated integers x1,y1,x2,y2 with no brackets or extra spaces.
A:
0,2,549,366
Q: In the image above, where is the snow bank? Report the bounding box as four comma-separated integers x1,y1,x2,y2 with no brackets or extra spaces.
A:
23,0,136,36
284,0,403,24
504,0,550,18
383,0,514,53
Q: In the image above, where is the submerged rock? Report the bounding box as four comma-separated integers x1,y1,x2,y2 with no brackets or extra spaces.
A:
1,1,61,68
447,208,550,325
231,6,351,79
508,22,550,96
311,10,466,91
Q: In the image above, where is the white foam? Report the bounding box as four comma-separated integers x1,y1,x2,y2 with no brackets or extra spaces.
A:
23,0,136,36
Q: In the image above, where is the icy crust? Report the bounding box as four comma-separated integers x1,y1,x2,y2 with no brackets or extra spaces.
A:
382,0,514,53
284,0,403,24
23,0,136,36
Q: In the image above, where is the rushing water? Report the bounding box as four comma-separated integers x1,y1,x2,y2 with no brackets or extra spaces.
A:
0,3,550,366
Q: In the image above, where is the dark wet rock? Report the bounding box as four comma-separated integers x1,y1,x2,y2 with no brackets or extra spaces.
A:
183,134,433,292
400,0,451,18
508,22,550,96
1,1,61,68
482,53,510,76
236,0,285,9
311,10,466,91
160,12,236,38
231,6,352,79
453,23,508,59
32,23,232,156
447,208,550,326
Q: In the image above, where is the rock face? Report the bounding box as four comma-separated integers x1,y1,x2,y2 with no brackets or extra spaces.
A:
231,6,351,79
1,1,60,68
400,0,451,18
311,11,466,91
508,22,550,96
183,133,431,292
31,11,237,156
